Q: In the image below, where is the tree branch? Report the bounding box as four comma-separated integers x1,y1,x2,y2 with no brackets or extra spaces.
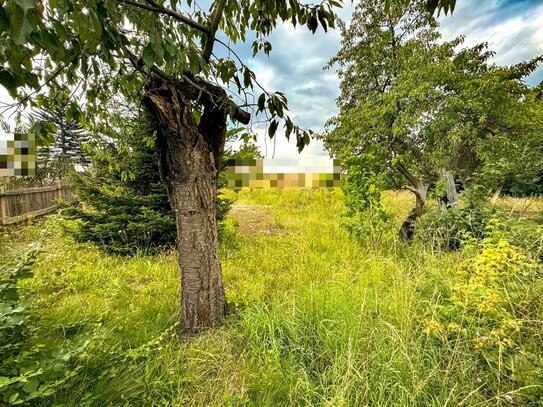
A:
119,0,210,34
202,0,227,62
395,161,420,188
124,49,250,124
402,185,421,199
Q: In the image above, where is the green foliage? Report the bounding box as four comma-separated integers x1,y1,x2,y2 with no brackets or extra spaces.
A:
340,155,392,241
417,186,543,257
31,105,91,180
0,0,343,152
421,230,543,402
61,117,262,255
0,244,94,405
0,0,456,157
416,204,493,250
323,0,543,200
61,118,178,255
1,190,543,405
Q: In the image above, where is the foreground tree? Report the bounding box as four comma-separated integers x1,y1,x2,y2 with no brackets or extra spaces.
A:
0,0,456,330
63,107,263,255
323,0,542,240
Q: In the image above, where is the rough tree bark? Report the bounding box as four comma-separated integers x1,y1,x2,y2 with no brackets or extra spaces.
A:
142,77,234,331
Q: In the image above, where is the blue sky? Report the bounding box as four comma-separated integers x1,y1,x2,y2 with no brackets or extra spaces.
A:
231,0,543,161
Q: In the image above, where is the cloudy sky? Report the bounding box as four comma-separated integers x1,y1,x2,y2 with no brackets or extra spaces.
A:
1,0,542,165
229,0,543,161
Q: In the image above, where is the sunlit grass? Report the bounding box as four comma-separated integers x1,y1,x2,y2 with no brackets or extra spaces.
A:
1,189,541,406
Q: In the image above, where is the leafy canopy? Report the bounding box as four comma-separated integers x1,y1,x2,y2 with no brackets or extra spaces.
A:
1,0,456,151
322,0,542,189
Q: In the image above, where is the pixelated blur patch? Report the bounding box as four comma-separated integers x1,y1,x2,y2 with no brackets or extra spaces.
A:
0,132,36,176
227,159,341,189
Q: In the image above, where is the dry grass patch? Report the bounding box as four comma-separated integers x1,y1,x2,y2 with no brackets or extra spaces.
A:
229,204,286,237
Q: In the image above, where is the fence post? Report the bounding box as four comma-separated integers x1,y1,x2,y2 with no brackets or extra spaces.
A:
0,194,6,223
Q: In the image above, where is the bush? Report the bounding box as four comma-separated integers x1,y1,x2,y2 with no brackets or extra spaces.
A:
421,229,543,403
416,205,494,250
340,155,392,242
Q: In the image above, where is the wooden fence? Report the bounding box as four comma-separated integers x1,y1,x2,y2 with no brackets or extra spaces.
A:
0,182,73,226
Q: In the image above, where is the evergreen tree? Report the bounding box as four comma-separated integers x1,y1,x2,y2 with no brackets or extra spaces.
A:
31,107,91,179
62,118,263,255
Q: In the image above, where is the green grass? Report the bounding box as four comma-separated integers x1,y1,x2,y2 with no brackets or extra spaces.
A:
1,189,541,406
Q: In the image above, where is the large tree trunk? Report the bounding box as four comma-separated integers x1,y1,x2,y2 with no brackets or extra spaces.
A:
143,78,227,331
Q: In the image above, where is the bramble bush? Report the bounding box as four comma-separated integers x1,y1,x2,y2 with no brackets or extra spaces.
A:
416,205,493,250
416,185,495,250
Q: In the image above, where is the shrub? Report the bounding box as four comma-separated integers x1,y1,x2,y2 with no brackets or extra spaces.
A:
340,155,392,242
421,229,543,403
416,205,494,250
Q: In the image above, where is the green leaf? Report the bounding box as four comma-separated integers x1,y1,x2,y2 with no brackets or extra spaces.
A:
317,9,328,33
268,119,278,139
243,67,251,88
89,9,102,38
0,6,9,32
307,15,318,33
22,378,39,394
285,118,293,140
14,0,35,12
0,70,18,98
65,103,81,122
8,392,20,404
142,43,156,67
188,52,200,74
257,93,266,112
7,3,33,45
192,109,201,125
76,12,91,42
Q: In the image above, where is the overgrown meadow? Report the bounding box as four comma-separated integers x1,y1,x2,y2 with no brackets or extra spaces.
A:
1,189,542,406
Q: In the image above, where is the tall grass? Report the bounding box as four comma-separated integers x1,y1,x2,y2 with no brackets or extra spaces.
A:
1,189,541,406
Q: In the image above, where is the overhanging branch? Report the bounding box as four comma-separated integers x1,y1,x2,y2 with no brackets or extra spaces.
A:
119,0,210,34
